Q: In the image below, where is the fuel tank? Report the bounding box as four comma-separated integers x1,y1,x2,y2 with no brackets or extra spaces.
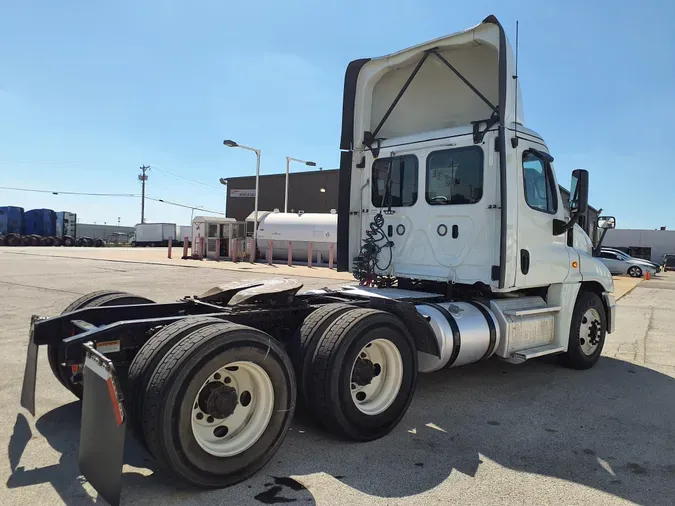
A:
415,301,500,373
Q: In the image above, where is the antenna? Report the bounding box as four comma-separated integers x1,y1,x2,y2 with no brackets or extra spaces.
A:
512,20,520,148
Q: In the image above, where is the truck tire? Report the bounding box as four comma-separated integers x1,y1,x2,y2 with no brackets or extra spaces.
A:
52,237,62,246
63,236,75,247
560,291,607,370
48,291,155,398
141,322,295,488
75,238,84,247
0,235,5,246
8,234,21,246
308,308,417,441
126,317,225,449
94,238,104,247
288,303,356,410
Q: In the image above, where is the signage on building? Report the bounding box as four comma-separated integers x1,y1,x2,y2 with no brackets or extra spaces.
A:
229,189,257,198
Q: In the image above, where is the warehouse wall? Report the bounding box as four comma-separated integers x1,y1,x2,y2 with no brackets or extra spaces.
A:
603,229,675,263
226,170,339,222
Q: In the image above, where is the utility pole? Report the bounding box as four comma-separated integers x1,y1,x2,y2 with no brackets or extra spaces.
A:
138,165,150,224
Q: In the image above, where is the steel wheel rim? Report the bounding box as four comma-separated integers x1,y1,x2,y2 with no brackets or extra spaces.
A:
579,308,602,355
191,360,274,457
349,338,403,416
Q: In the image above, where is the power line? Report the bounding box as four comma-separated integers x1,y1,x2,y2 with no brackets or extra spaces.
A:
145,196,225,215
0,186,139,197
0,186,224,215
151,166,222,190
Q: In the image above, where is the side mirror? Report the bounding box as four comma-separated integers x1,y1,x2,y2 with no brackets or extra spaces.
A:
569,169,589,214
598,216,616,229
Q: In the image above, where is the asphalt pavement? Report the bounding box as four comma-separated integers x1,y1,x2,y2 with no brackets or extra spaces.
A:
1,250,673,505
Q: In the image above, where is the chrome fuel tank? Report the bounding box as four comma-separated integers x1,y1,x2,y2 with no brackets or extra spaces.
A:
415,301,501,373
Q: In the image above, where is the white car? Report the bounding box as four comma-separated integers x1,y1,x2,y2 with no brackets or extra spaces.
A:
598,250,657,277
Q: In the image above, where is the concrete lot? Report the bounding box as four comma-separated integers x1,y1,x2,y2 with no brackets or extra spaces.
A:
1,249,673,505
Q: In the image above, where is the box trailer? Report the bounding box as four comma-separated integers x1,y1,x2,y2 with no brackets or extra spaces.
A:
131,223,176,247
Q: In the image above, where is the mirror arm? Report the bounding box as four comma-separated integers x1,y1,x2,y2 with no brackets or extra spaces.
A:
553,212,581,236
592,228,610,256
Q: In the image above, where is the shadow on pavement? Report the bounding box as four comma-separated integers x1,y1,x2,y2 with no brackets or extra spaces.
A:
7,357,675,505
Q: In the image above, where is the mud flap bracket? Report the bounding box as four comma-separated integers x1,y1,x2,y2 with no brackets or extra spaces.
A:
79,342,126,506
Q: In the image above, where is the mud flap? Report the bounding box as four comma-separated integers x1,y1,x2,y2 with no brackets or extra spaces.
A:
79,343,126,506
20,315,44,416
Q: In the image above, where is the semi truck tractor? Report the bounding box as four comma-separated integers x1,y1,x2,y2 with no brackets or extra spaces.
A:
20,15,616,506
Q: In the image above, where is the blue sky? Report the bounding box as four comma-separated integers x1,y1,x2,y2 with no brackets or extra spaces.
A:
1,1,674,228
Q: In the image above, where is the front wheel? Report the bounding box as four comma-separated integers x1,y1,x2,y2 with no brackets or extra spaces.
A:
560,291,606,370
628,266,642,277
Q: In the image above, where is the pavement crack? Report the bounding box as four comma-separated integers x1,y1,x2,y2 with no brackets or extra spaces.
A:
0,280,84,295
644,307,655,364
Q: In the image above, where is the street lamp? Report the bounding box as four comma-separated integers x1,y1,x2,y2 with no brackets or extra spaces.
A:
219,178,228,217
285,157,317,213
223,140,261,263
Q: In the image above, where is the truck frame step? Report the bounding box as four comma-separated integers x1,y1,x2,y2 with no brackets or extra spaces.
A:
503,306,561,316
513,344,565,360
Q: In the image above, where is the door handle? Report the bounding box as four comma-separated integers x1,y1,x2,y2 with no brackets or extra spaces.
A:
520,249,530,275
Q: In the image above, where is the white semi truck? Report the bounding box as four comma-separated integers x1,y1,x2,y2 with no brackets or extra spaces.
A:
20,15,616,506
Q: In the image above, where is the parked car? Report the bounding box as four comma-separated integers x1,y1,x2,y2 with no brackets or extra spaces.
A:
601,248,662,272
598,249,658,277
663,254,675,272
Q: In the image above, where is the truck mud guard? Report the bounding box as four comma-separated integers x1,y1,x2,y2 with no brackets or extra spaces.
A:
79,343,127,506
20,315,46,416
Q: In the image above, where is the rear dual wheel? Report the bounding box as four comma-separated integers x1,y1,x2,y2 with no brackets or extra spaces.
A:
48,290,154,398
135,321,295,488
292,306,418,441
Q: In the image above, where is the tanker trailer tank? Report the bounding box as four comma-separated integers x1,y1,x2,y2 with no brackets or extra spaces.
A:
254,211,337,263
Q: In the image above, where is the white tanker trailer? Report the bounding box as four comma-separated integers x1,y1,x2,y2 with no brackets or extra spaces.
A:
250,210,337,263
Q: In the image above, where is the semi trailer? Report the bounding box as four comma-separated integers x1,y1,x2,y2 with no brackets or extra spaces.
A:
130,223,176,247
20,15,617,506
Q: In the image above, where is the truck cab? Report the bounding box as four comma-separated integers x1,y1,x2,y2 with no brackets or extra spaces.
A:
337,16,612,295
337,15,615,366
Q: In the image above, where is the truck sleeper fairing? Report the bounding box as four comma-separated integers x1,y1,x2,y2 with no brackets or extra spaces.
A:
338,15,522,289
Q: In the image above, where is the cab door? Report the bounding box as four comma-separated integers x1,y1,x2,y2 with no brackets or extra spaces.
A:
515,144,571,288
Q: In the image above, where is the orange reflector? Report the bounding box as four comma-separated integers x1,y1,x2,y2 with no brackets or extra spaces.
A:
71,365,79,374
572,261,579,268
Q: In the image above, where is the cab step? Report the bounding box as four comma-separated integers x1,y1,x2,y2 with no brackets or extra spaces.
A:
503,305,561,317
513,344,565,361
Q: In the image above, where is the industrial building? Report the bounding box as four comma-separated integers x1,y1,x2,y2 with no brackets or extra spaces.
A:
602,228,674,263
225,169,338,222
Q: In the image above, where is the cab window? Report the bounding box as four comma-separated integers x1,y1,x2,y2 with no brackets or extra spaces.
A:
371,155,418,207
426,146,483,205
522,152,558,214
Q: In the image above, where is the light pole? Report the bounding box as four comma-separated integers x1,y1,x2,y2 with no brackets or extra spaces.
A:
285,157,316,213
219,178,228,217
224,140,261,263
